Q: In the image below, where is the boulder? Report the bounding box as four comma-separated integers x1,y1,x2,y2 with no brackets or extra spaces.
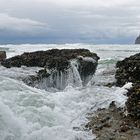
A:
0,51,6,61
115,53,140,86
2,49,99,89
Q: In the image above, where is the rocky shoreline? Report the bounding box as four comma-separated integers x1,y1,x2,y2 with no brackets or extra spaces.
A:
1,49,140,139
86,53,140,140
116,53,140,127
86,101,140,140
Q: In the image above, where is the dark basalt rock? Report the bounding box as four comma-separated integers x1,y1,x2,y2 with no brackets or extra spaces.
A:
0,51,6,62
126,84,140,128
115,53,140,86
1,49,99,68
2,49,99,89
77,56,98,85
135,35,140,44
115,53,140,128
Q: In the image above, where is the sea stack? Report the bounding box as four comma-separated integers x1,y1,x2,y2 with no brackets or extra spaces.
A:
135,35,140,44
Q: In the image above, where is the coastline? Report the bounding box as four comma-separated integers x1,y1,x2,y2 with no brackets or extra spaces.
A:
0,44,140,140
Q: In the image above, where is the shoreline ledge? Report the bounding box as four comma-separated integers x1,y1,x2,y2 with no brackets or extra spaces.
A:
1,49,99,89
115,53,140,127
86,101,140,140
86,53,140,140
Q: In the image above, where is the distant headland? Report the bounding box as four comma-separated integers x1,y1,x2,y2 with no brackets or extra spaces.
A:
135,35,140,44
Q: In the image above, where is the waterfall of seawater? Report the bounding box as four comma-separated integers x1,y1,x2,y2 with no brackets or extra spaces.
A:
67,60,83,88
37,60,83,90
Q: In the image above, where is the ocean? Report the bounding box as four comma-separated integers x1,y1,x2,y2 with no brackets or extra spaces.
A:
0,44,140,140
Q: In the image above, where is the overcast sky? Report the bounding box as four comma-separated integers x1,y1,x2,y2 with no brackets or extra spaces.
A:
0,0,140,44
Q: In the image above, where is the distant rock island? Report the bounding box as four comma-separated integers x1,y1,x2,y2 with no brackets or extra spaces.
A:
135,35,140,44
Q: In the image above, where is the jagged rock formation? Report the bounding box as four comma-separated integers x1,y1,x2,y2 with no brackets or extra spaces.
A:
115,53,140,128
135,35,140,44
115,53,140,86
2,49,99,89
1,49,99,68
0,51,6,61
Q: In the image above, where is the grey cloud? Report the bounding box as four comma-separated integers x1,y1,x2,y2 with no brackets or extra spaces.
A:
0,0,140,44
0,13,48,34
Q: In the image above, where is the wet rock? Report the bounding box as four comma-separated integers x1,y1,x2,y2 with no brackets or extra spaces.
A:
0,51,6,62
120,124,130,132
115,53,140,129
77,56,99,85
86,102,140,140
115,53,140,86
126,84,140,127
109,101,116,108
104,82,116,88
23,75,40,87
100,116,111,123
3,49,99,90
1,49,99,68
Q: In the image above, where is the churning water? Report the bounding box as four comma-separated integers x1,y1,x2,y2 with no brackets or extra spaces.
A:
0,44,140,140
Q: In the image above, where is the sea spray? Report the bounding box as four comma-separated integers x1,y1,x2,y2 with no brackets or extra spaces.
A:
34,57,97,91
0,44,140,140
37,59,83,90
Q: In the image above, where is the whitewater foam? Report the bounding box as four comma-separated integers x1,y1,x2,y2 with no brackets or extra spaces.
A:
0,44,140,140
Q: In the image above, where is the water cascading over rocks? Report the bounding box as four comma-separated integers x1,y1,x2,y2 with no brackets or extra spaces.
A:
1,49,99,90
